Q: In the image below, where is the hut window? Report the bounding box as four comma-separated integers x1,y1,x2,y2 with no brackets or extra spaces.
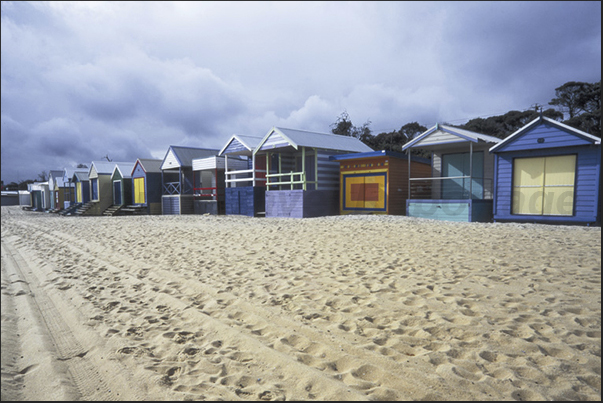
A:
512,155,576,216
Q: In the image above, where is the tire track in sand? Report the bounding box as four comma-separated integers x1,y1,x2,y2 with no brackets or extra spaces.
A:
1,239,118,401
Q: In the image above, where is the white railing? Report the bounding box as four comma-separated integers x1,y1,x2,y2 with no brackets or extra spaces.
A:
225,169,267,187
265,171,317,190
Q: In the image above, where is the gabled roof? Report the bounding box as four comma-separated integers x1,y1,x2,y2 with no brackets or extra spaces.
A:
48,169,63,179
489,116,601,152
64,167,87,179
111,162,136,179
218,134,264,156
161,146,220,170
402,124,501,151
133,158,163,174
255,127,373,154
89,160,132,176
72,171,89,181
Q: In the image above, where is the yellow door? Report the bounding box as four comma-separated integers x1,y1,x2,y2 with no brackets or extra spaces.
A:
513,157,544,215
76,183,82,203
543,155,576,216
134,177,146,204
513,155,576,216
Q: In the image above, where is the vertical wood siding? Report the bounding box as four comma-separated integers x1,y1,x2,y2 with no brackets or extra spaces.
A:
493,145,600,223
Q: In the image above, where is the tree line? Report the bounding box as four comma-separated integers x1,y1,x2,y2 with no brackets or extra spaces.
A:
330,80,601,154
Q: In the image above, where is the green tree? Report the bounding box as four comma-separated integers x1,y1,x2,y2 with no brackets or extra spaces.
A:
330,111,354,137
563,81,601,136
458,108,563,139
330,111,375,147
549,81,591,119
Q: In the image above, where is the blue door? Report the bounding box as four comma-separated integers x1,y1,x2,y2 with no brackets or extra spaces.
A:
113,181,122,205
91,178,99,201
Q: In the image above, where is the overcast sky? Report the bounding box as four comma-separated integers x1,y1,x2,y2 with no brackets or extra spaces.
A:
1,1,601,184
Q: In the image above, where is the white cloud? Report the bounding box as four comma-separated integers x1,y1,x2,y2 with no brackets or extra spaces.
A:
1,1,600,183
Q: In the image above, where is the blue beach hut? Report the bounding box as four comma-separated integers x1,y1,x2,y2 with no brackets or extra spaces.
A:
490,116,601,225
130,158,163,215
401,124,501,222
219,134,266,216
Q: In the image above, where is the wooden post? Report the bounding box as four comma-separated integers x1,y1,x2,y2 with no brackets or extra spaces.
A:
314,148,318,190
225,155,229,188
469,141,473,199
407,149,411,200
266,152,270,190
251,153,256,187
302,146,306,191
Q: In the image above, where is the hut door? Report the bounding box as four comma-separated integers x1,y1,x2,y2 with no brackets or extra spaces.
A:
343,173,387,212
134,177,145,204
91,179,99,200
512,155,576,216
113,181,122,205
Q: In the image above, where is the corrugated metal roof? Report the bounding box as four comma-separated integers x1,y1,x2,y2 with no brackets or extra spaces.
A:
329,149,431,164
219,134,264,156
73,171,89,181
112,162,136,179
402,124,501,151
89,161,133,175
256,127,373,153
136,158,163,173
162,146,220,169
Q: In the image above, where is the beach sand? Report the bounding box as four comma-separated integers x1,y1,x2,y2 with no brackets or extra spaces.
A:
1,205,600,401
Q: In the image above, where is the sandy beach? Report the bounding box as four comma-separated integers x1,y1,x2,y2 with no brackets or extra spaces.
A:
1,205,600,401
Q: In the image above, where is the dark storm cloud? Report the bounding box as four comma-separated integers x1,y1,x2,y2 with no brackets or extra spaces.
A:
1,1,600,184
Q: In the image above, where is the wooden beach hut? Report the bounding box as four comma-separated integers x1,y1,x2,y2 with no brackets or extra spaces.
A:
83,161,133,216
61,167,87,209
105,162,135,215
71,170,90,205
27,182,49,211
161,146,220,215
219,134,266,217
329,150,432,215
401,124,501,222
47,170,64,211
490,116,601,225
191,155,247,215
130,158,163,215
254,127,373,218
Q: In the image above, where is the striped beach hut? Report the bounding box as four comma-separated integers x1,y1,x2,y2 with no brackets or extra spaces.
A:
219,134,266,216
490,116,601,225
254,127,373,218
161,146,220,215
401,124,501,222
330,150,432,215
191,155,248,215
131,158,163,215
